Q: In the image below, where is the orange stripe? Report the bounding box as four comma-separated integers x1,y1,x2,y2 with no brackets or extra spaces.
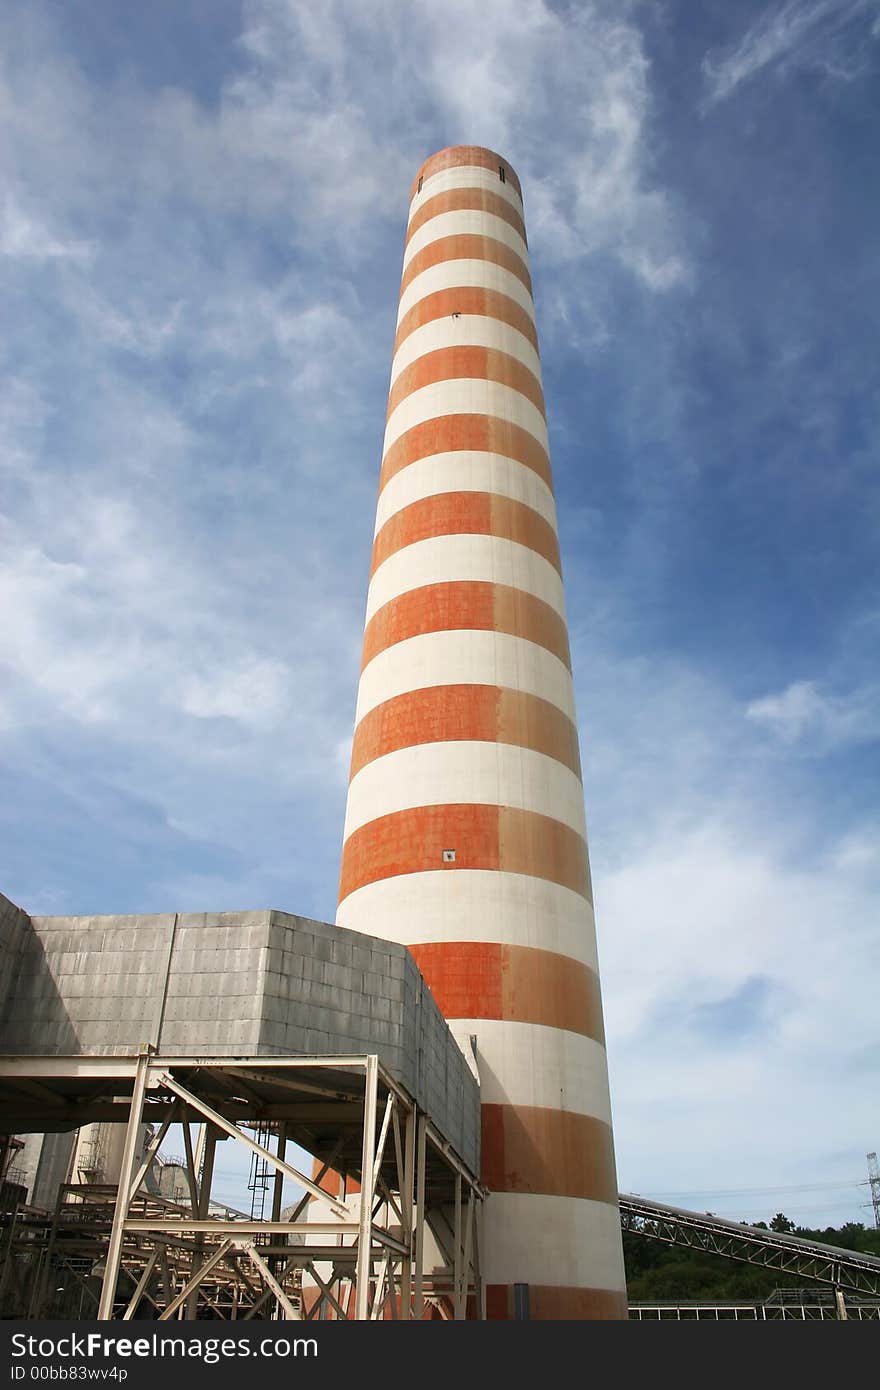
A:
486,1285,627,1320
387,347,544,420
309,1162,360,1198
401,235,532,298
481,1104,617,1201
370,494,560,576
500,803,592,899
395,288,538,355
406,188,527,247
360,581,571,670
338,804,591,903
380,415,551,492
349,684,581,778
407,943,602,1039
411,146,522,200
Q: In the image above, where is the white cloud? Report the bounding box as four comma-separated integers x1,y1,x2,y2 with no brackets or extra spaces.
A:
230,0,690,293
746,678,880,748
437,0,689,291
0,194,93,262
590,697,879,1213
1,539,114,725
703,0,880,105
0,0,693,842
604,809,879,1208
0,481,356,759
599,817,876,1037
178,658,291,728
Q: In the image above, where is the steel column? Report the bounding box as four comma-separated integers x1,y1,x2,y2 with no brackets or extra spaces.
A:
354,1054,379,1320
97,1050,152,1320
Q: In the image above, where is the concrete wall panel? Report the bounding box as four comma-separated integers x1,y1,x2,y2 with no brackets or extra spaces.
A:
0,903,479,1174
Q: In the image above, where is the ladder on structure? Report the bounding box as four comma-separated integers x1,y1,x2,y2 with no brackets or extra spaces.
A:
247,1120,273,1226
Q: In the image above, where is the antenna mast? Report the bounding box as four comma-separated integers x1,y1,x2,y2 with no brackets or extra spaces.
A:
868,1152,880,1231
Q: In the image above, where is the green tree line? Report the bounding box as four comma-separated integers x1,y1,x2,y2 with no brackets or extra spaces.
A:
624,1214,880,1302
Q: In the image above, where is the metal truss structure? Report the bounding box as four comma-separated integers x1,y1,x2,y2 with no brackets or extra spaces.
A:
868,1153,880,1231
0,1051,484,1321
620,1194,880,1299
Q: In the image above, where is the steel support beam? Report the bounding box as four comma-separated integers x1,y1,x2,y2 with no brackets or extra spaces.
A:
413,1113,426,1321
97,1050,152,1319
354,1054,379,1320
241,1243,299,1321
122,1245,161,1321
157,1239,235,1321
157,1072,350,1219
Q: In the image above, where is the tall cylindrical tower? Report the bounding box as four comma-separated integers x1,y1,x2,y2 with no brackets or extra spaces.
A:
338,145,627,1319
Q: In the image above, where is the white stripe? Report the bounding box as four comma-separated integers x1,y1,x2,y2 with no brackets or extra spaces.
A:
410,165,524,217
446,1020,612,1123
384,380,548,456
390,315,542,389
355,630,577,724
404,209,528,270
365,534,565,623
397,260,535,325
375,452,557,534
337,869,596,965
342,741,587,840
482,1193,625,1291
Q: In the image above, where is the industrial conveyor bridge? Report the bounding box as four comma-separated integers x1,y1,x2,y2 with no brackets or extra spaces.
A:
619,1193,880,1298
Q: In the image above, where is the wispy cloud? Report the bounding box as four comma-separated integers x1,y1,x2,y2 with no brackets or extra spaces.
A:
0,195,93,262
703,0,880,104
746,678,880,749
0,0,693,914
598,782,880,1206
233,0,690,293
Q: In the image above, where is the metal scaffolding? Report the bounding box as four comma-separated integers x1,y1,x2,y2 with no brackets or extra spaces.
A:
0,1051,485,1321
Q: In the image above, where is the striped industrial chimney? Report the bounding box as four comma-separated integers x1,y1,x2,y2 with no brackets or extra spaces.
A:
337,145,627,1319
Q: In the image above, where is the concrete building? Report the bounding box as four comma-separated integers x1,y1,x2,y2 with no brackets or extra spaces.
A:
0,899,479,1183
337,146,627,1318
0,893,484,1318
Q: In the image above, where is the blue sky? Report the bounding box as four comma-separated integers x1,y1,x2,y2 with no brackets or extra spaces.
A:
2,0,878,1228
